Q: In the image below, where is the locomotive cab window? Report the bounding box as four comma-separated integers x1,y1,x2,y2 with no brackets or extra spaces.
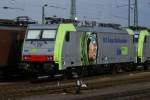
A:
65,32,70,42
26,30,41,39
42,30,56,40
26,29,56,40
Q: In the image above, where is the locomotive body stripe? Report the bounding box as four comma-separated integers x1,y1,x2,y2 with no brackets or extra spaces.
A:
80,32,91,66
137,30,149,63
126,28,135,36
54,23,76,70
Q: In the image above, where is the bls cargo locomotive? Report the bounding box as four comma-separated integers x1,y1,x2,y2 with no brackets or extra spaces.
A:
21,22,150,76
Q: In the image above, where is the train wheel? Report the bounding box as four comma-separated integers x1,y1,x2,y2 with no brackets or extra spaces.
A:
116,65,123,73
0,70,3,80
65,67,80,79
110,65,117,74
81,66,89,77
65,67,74,79
143,64,150,70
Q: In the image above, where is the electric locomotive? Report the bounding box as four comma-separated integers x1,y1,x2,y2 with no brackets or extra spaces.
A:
127,27,150,72
21,23,76,74
21,21,137,76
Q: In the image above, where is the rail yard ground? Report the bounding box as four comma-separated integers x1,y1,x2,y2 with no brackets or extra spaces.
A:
0,71,150,100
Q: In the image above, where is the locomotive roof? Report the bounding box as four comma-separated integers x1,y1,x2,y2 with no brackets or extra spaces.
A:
28,24,58,30
76,26,127,34
28,24,128,34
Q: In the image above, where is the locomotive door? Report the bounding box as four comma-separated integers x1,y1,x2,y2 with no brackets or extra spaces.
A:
64,32,73,67
64,31,80,67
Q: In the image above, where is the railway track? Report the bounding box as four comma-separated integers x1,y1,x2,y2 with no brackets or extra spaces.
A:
0,71,150,99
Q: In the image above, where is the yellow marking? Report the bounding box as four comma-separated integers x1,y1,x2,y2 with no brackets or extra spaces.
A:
30,48,37,53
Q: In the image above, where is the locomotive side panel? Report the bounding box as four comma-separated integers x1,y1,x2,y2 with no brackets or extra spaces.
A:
97,32,134,64
143,36,150,62
61,28,135,69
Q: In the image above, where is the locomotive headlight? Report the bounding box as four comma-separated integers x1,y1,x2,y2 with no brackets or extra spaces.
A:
24,56,28,60
47,56,53,61
23,55,31,60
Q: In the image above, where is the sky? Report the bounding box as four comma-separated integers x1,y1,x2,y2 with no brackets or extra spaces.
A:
0,0,150,27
